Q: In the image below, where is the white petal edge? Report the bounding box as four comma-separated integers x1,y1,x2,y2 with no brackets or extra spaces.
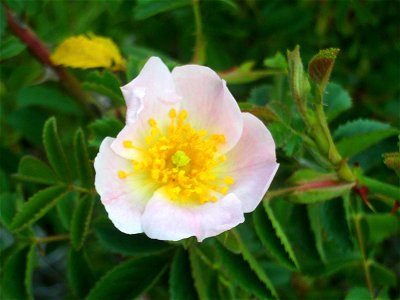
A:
94,137,157,234
121,56,181,125
219,113,279,213
172,65,243,153
141,189,245,242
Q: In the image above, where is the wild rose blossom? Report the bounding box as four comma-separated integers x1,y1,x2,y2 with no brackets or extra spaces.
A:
94,57,279,242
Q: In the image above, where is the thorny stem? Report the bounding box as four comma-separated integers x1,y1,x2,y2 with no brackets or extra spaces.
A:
354,214,374,298
191,0,205,64
5,7,99,117
32,234,70,244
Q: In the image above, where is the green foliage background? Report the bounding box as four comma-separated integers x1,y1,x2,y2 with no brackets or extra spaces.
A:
0,1,399,299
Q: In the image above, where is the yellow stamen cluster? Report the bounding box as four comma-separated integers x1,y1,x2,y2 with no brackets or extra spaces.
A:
119,108,235,205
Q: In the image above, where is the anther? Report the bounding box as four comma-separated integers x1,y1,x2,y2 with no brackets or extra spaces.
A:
223,177,235,185
123,140,134,148
148,118,157,127
118,170,127,179
169,108,177,118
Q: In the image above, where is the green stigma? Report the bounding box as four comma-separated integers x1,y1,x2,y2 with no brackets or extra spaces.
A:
171,150,191,167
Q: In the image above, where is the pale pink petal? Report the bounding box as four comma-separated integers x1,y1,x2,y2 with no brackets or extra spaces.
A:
172,65,243,153
141,189,244,242
94,137,158,234
218,113,279,213
122,56,181,125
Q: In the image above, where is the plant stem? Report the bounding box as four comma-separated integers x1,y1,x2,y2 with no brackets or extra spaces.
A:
354,214,374,298
5,7,99,117
33,234,70,244
191,0,205,64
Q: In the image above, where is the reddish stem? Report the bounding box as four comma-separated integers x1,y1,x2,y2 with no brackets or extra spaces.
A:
5,7,98,117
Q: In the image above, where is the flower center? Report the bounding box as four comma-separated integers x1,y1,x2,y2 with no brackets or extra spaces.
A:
118,108,234,205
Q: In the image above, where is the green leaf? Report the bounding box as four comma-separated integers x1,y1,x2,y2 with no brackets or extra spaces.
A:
0,36,26,60
134,0,191,20
308,48,340,96
324,82,352,122
216,231,241,255
17,155,57,185
170,248,197,300
189,247,220,300
71,194,95,250
264,52,288,70
248,84,273,106
68,248,95,298
56,191,77,230
358,175,400,202
17,85,83,116
88,117,124,148
0,5,6,38
86,255,169,300
82,70,124,106
94,217,173,256
253,206,295,269
333,119,399,158
25,244,38,300
362,214,399,245
73,129,94,188
263,200,300,269
307,200,354,264
42,117,72,182
1,246,30,299
215,242,274,299
10,185,68,231
369,261,397,287
345,287,371,300
233,228,278,299
0,193,17,227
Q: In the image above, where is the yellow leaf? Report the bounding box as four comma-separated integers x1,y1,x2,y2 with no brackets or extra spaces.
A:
51,34,126,71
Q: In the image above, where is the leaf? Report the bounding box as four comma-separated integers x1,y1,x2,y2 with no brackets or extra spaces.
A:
170,248,197,300
25,244,37,300
0,193,17,228
17,85,83,116
308,48,340,96
215,242,274,299
362,214,399,245
94,217,173,256
333,119,399,158
0,5,5,38
86,255,169,300
51,34,126,71
233,227,278,299
383,152,400,175
324,82,352,122
345,287,371,300
68,248,95,298
253,206,295,269
307,200,354,264
0,36,26,60
263,200,300,269
248,84,273,106
264,52,288,70
88,117,124,148
17,155,57,185
56,191,78,230
42,117,72,182
189,247,220,300
1,246,30,299
82,70,124,106
71,194,95,250
10,185,68,231
134,0,191,20
220,61,281,84
73,129,94,188
369,261,397,287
